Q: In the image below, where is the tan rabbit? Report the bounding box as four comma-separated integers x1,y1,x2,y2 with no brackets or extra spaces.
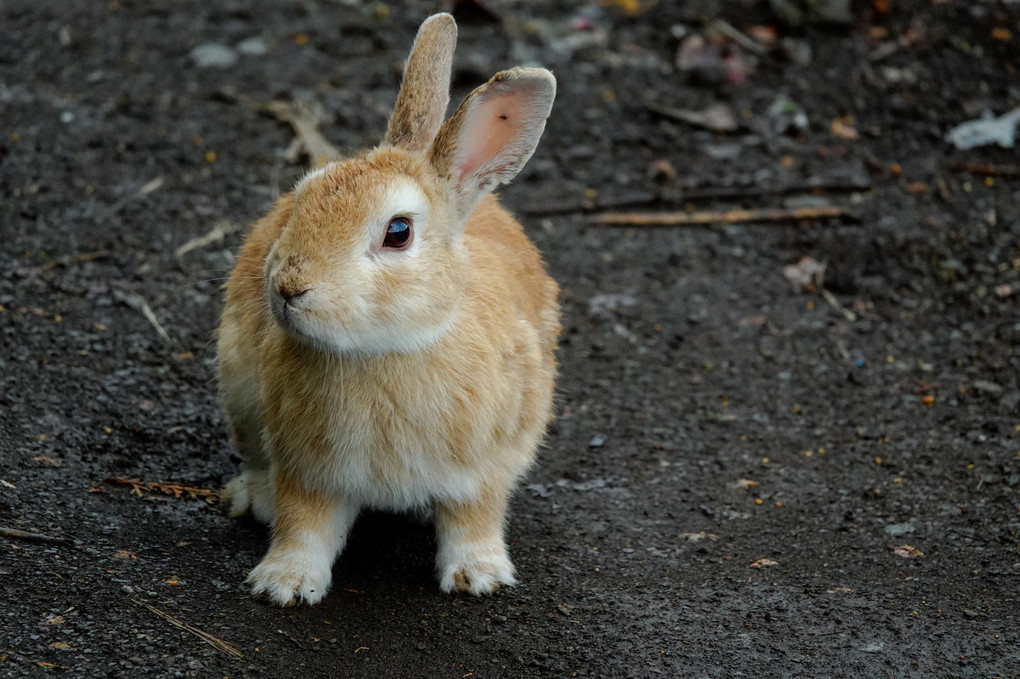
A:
217,13,559,606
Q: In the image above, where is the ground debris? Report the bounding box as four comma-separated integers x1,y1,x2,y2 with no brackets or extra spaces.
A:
135,600,244,658
782,257,825,292
749,558,779,568
892,544,923,558
589,205,849,226
112,290,171,344
106,477,219,503
175,219,238,258
647,102,739,132
945,107,1020,150
262,98,342,167
37,250,109,273
96,176,163,222
0,526,75,547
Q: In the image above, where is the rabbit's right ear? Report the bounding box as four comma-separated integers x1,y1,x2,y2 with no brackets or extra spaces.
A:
384,13,457,152
429,67,556,218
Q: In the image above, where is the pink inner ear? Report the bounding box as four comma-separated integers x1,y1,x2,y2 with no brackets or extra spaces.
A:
454,89,531,183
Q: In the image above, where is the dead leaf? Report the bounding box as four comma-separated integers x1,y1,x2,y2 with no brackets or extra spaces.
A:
893,544,923,558
676,33,754,85
749,558,779,568
782,256,824,291
650,102,740,132
831,118,859,140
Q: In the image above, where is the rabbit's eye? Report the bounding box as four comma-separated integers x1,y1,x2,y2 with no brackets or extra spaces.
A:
383,217,412,249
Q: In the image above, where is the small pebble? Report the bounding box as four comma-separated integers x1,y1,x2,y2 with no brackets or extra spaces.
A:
190,43,238,68
236,37,268,56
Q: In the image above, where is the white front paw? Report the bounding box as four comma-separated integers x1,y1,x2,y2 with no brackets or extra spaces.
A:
222,470,275,524
438,550,516,595
247,551,332,606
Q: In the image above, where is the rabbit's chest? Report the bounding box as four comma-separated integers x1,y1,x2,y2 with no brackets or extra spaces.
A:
292,371,507,509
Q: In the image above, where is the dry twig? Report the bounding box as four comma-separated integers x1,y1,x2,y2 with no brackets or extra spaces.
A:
949,163,1020,178
96,177,164,221
107,477,219,502
588,205,849,226
135,601,244,659
709,18,768,55
175,220,238,258
112,291,171,344
0,526,74,547
262,99,341,167
39,250,110,273
522,180,871,217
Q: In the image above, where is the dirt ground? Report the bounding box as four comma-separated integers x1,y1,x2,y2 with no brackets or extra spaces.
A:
2,0,1019,677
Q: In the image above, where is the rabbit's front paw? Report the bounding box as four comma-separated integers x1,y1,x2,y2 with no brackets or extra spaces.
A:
247,551,332,606
438,550,516,595
222,470,275,525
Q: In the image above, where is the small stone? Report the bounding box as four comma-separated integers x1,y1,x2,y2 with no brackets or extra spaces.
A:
972,380,1004,396
190,43,238,68
588,434,606,448
236,37,268,56
884,522,915,537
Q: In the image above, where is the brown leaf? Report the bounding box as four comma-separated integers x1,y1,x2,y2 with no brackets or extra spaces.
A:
893,544,923,558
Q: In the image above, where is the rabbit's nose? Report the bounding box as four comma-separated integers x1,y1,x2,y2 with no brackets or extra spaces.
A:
277,282,311,304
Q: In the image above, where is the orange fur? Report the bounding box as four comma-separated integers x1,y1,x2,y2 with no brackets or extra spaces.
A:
218,13,558,604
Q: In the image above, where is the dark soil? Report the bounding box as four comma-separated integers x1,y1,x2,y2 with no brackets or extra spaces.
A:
2,1,1019,677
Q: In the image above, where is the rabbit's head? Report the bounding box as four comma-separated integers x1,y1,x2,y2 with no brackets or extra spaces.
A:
263,14,555,357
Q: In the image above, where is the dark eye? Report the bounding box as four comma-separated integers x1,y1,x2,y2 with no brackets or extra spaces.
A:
383,217,412,249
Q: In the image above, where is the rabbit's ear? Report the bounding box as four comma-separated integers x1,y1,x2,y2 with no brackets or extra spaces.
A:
384,13,457,151
429,67,555,216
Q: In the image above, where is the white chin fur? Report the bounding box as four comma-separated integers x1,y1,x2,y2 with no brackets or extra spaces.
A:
287,308,458,357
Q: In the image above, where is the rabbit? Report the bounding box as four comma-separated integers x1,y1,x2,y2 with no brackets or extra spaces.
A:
217,12,559,606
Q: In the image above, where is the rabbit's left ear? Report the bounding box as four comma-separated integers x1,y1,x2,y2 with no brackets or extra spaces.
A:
384,13,458,151
429,67,556,217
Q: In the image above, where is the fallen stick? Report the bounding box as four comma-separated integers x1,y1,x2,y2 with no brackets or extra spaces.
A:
0,526,74,547
678,180,871,201
97,177,164,222
262,99,341,168
39,250,109,273
113,291,171,344
588,205,850,226
820,287,857,322
135,601,244,659
949,163,1020,178
647,102,739,132
175,219,237,258
522,181,871,217
709,18,768,55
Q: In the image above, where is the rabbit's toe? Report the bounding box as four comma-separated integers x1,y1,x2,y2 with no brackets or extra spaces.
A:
247,551,332,606
438,552,516,595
